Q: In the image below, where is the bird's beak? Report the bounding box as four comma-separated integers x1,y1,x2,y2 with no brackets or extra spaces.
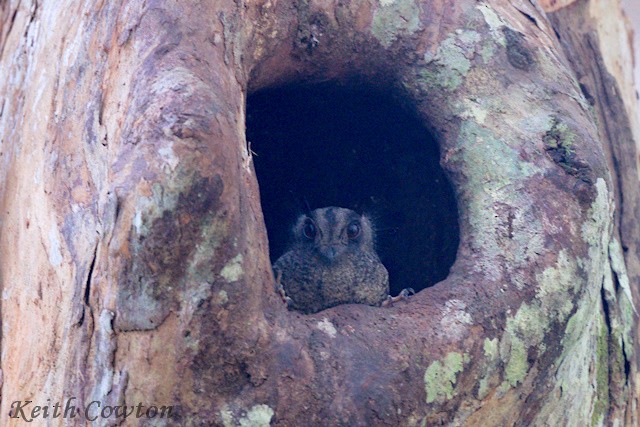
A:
319,245,340,263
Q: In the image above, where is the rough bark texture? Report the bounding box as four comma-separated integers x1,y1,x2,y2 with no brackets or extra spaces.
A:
0,0,638,425
547,1,640,423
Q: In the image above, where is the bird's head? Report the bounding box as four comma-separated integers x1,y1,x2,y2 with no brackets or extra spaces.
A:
293,207,375,264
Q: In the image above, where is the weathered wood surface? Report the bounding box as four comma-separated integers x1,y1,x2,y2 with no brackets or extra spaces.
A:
0,0,637,425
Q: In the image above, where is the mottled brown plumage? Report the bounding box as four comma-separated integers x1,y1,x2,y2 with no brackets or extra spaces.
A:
273,207,389,314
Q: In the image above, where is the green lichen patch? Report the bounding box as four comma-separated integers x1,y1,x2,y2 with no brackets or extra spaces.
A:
458,98,489,124
543,116,575,154
603,238,636,366
118,174,225,330
536,250,580,311
424,352,468,404
581,178,611,248
483,338,499,361
371,0,421,48
504,336,528,387
537,300,600,425
608,238,637,317
508,303,546,344
592,315,609,426
454,120,539,258
543,116,592,183
618,295,635,360
420,30,481,91
536,178,614,424
480,42,496,63
477,377,491,400
498,250,580,389
434,37,471,90
500,304,543,388
477,338,501,399
455,121,538,195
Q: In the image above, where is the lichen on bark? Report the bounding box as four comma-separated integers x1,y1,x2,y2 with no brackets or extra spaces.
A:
424,352,469,404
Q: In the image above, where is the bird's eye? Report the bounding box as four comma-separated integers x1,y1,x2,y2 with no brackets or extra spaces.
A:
347,222,360,239
303,220,317,239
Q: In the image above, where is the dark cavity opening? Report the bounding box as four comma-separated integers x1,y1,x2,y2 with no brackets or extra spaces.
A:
247,82,459,296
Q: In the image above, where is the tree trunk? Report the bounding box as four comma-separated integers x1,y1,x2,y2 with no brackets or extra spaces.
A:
0,0,638,425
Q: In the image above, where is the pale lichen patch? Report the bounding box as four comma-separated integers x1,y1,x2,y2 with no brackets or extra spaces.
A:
220,254,244,282
48,224,63,266
581,178,611,248
460,98,488,124
217,290,229,305
151,66,210,98
608,238,636,315
440,299,472,340
371,0,421,48
453,121,539,281
133,183,181,236
316,318,337,338
239,405,275,427
221,404,275,427
220,407,234,426
476,3,507,45
158,141,180,171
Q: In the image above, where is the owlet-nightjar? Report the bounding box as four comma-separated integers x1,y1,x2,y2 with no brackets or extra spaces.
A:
273,207,390,314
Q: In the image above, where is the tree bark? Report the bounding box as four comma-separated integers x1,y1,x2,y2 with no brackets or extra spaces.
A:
0,0,638,425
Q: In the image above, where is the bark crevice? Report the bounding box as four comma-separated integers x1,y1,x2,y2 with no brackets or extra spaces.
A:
79,242,98,327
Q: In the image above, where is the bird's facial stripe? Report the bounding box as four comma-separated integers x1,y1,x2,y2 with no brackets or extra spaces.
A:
323,207,337,227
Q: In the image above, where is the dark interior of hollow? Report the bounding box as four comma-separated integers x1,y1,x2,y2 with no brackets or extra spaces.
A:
246,82,459,296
